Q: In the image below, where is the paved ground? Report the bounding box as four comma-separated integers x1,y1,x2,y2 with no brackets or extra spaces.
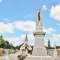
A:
0,54,14,60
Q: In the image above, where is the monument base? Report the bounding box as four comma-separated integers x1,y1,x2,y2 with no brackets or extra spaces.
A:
32,51,47,56
32,46,47,56
24,55,59,60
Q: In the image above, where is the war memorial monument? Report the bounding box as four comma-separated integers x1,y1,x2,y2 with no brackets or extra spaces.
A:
0,9,59,60
24,9,59,60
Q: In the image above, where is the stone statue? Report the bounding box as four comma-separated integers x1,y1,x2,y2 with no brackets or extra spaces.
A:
38,12,40,21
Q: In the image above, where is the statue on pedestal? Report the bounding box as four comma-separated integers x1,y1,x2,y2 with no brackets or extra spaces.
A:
36,9,42,27
38,12,40,21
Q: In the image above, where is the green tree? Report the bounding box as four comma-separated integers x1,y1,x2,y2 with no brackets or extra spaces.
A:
0,35,7,48
48,39,51,48
0,35,15,49
0,35,3,39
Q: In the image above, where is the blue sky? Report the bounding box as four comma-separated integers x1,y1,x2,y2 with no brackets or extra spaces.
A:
0,0,60,46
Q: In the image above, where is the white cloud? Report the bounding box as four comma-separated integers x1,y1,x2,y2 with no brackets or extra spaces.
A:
43,27,56,34
50,34,60,41
0,20,55,35
44,39,48,46
48,34,60,46
0,19,56,34
0,22,14,33
5,37,22,46
13,20,35,32
50,4,60,21
13,20,55,34
0,0,2,3
5,34,35,46
58,23,60,26
3,18,10,23
4,18,8,21
44,34,60,46
42,5,48,10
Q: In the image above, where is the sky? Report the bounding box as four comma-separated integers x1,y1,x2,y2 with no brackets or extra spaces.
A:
0,0,60,47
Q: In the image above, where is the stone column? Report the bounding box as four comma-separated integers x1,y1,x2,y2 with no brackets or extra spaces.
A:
32,9,47,56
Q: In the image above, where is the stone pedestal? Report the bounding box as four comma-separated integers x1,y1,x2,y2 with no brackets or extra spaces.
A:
32,31,47,56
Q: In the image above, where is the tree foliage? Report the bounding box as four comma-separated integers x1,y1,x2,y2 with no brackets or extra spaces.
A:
0,35,15,49
48,39,51,49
